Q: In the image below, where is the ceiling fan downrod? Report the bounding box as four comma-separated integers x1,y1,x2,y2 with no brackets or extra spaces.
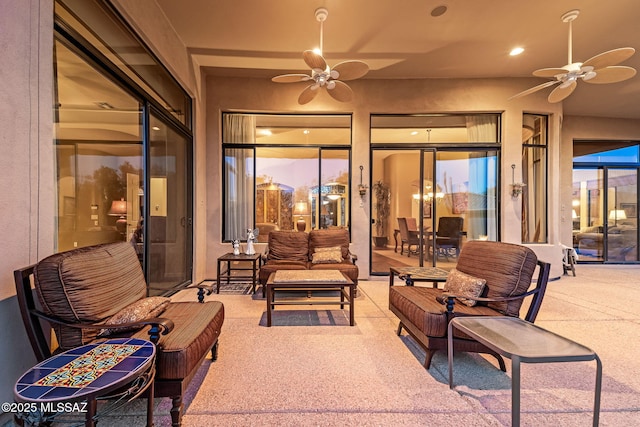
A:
315,7,328,57
561,9,580,65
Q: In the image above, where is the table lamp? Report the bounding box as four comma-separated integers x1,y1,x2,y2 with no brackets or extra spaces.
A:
109,198,128,233
293,201,309,232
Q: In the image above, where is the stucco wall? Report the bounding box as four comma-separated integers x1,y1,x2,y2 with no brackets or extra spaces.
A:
204,75,566,279
0,0,54,417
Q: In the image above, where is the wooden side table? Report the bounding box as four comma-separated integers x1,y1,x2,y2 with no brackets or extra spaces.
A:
216,252,262,294
14,338,156,427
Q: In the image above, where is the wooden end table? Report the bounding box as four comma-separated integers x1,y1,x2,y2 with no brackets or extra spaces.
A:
14,338,156,427
448,316,602,427
266,270,355,327
216,252,262,294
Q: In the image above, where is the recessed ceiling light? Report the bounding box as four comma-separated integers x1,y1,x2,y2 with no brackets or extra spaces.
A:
411,131,419,136
258,129,272,136
303,129,310,135
151,126,160,131
431,5,447,17
510,47,525,56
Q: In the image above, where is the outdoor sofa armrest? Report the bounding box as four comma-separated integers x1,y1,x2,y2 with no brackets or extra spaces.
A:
27,308,174,344
188,282,215,303
350,252,358,264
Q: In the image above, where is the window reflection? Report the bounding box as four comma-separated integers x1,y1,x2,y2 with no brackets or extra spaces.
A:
54,39,142,252
222,113,351,241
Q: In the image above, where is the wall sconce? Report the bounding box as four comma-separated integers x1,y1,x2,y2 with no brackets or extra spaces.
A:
510,164,526,199
358,165,368,206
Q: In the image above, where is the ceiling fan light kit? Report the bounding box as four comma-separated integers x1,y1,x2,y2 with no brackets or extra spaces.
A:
511,9,636,103
272,7,369,104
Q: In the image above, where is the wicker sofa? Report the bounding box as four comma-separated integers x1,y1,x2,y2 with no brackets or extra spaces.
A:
389,240,550,370
14,242,224,427
259,228,359,295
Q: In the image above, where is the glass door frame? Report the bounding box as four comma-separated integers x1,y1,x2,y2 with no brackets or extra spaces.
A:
572,165,639,263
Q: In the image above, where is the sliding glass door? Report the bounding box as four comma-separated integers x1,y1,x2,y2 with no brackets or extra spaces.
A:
573,167,638,262
147,111,193,294
370,148,498,274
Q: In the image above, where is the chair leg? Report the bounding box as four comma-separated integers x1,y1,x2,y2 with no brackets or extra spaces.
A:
396,322,403,335
211,341,219,361
170,396,183,427
492,353,507,372
423,349,436,369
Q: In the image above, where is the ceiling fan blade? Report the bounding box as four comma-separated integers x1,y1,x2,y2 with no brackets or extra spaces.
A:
508,80,559,100
298,85,319,105
332,60,369,81
326,80,353,102
548,80,577,103
585,66,637,84
271,74,312,83
532,68,567,78
303,50,327,71
583,47,635,70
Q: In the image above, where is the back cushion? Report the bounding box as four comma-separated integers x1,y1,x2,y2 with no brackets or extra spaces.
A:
309,229,350,260
455,241,538,316
267,231,310,262
34,242,147,349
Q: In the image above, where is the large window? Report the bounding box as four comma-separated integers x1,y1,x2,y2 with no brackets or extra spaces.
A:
54,0,194,294
222,114,351,241
521,114,548,243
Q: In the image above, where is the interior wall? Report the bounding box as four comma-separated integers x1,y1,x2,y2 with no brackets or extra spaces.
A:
205,75,565,279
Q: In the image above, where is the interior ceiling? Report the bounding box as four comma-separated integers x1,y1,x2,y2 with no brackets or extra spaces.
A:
155,0,640,119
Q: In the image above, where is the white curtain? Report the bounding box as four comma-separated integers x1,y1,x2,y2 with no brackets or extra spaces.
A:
223,114,256,240
466,116,497,240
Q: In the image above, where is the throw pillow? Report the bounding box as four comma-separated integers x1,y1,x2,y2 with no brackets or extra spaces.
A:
98,296,170,336
443,268,486,307
314,246,342,253
311,249,343,264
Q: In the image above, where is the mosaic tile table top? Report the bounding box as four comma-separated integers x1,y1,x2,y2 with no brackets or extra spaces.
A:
15,338,155,403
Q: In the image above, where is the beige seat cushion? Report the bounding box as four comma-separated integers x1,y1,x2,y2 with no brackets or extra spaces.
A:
132,301,224,380
389,286,500,338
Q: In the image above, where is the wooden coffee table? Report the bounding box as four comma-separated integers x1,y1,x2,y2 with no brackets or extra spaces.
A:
265,270,355,327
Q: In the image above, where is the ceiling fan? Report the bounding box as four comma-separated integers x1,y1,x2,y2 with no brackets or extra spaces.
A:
271,7,369,104
511,9,636,103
